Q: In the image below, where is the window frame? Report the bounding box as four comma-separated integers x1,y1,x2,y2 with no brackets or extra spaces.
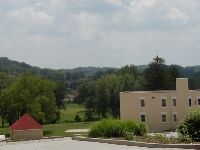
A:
161,97,167,107
161,112,167,123
140,112,146,122
173,112,177,123
140,97,145,108
172,97,176,107
198,97,200,105
188,97,192,107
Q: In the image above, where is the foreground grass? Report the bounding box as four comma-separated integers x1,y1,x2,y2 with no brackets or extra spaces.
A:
0,103,100,137
43,121,98,137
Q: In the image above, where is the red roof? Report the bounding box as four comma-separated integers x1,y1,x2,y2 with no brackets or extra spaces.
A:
10,114,42,130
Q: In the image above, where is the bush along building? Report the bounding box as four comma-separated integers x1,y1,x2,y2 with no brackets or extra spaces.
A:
120,78,200,132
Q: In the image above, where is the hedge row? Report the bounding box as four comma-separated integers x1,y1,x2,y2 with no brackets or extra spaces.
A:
89,119,147,139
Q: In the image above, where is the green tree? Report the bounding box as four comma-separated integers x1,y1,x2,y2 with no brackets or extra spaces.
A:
82,81,97,120
54,81,66,108
118,65,139,78
85,96,96,121
96,74,121,118
144,56,167,90
0,72,13,127
96,79,109,118
1,73,59,125
107,75,121,118
167,65,181,89
118,65,143,91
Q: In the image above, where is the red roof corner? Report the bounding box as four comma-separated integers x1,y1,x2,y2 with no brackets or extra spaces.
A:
10,114,42,130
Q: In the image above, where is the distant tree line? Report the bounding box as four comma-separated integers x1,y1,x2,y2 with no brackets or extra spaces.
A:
76,56,182,120
1,56,200,124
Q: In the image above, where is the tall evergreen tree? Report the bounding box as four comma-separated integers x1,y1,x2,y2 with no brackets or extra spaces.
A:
144,56,167,90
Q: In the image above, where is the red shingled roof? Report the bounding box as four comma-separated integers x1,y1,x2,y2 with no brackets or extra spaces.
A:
10,114,42,130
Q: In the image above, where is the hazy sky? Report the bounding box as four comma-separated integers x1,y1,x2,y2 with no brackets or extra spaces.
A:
0,0,200,69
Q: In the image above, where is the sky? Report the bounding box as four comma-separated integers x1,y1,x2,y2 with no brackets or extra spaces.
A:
0,0,200,69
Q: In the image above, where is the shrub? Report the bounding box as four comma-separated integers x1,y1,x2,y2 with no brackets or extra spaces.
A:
123,121,147,136
138,122,148,136
88,119,123,138
123,131,136,140
88,119,147,138
74,114,82,122
177,108,200,141
154,133,170,144
178,134,192,143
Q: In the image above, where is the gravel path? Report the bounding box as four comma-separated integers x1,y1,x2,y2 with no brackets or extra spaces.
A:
0,137,193,150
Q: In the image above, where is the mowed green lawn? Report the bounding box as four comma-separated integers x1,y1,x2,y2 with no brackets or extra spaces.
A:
0,103,99,137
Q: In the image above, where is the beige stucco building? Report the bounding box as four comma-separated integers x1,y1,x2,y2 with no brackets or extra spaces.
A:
120,78,200,132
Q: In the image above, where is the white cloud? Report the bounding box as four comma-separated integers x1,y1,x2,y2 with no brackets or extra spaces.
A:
7,6,54,26
130,0,159,8
105,0,122,6
166,7,188,22
74,12,105,41
0,0,200,68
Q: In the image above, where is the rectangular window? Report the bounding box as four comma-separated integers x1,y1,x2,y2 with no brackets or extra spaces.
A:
189,98,192,106
140,99,145,107
161,113,167,123
173,98,176,107
173,113,177,123
162,98,166,107
198,98,200,105
140,113,145,122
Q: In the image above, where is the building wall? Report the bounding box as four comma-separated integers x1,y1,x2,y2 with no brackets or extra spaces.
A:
120,78,200,132
11,129,43,140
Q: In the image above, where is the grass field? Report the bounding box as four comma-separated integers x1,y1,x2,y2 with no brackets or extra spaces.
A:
0,103,99,137
60,103,86,122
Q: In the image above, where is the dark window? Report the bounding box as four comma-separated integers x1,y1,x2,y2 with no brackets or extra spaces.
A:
162,98,166,107
173,114,177,122
141,114,145,122
162,114,167,123
173,98,176,107
141,99,145,107
198,99,200,105
189,98,192,106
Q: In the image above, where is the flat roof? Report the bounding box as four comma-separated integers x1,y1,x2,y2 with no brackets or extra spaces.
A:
121,89,200,94
120,90,175,94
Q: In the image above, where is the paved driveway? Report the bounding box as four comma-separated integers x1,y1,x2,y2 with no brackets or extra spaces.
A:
0,137,194,150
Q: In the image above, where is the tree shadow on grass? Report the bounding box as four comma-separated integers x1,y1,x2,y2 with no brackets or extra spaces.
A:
63,120,76,123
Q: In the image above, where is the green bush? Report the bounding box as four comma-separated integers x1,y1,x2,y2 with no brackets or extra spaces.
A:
154,133,170,144
88,119,147,138
177,108,200,141
88,119,123,137
138,122,148,136
123,131,136,140
178,134,192,143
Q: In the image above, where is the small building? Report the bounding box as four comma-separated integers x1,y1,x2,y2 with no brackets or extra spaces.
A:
120,78,200,132
10,114,43,140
